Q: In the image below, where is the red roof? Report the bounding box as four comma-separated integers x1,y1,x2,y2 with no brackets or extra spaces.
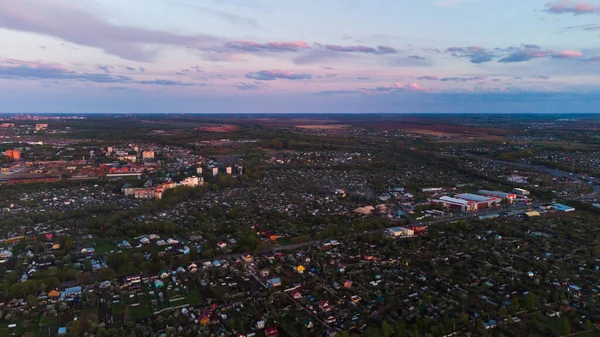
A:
265,327,279,337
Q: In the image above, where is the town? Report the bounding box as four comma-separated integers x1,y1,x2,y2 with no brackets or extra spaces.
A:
0,113,599,337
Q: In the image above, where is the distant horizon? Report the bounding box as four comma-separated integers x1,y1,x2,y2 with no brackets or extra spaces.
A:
1,112,600,116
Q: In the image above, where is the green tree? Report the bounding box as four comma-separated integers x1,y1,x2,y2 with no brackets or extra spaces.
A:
558,316,570,336
525,293,538,311
510,297,520,312
381,321,395,337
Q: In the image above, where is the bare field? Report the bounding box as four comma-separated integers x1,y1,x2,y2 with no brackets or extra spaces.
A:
295,124,350,130
194,124,239,133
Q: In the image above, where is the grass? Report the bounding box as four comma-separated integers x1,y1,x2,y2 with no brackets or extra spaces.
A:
186,291,203,305
94,239,116,254
129,304,153,321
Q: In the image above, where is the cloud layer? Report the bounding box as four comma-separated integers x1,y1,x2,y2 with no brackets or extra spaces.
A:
245,70,312,81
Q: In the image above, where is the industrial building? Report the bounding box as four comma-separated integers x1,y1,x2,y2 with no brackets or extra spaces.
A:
5,149,21,160
552,203,575,212
477,190,516,200
385,227,415,237
142,150,155,159
455,193,501,209
513,188,530,196
433,196,477,212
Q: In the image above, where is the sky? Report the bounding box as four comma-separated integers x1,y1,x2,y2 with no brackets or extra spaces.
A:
2,0,600,113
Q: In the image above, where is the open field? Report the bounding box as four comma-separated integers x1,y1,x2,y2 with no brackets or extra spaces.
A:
295,124,350,130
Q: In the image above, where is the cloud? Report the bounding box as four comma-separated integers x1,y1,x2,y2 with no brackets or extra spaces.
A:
441,76,486,82
551,50,583,58
202,51,244,62
418,75,486,82
0,59,199,86
168,1,261,28
363,81,427,94
499,49,583,62
323,44,397,54
245,70,312,81
225,41,310,52
96,65,114,73
136,79,199,86
562,23,600,31
532,75,551,79
498,48,550,62
446,44,582,64
545,1,600,15
315,90,357,96
587,56,600,63
232,82,261,90
446,46,497,64
0,0,223,61
392,55,433,67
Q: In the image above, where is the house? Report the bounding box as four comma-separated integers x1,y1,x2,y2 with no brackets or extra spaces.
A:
140,237,150,245
217,242,227,249
48,290,60,298
267,278,281,287
61,286,82,301
303,320,313,329
260,269,270,277
45,233,53,241
51,243,61,250
256,321,265,329
199,315,210,325
296,265,305,274
116,240,131,249
154,280,164,288
265,327,279,337
290,290,302,300
242,254,253,263
58,327,67,335
484,320,497,329
319,300,332,312
99,281,111,289
81,247,95,254
343,280,353,288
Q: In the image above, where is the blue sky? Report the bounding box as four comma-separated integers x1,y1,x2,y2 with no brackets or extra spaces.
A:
1,0,600,113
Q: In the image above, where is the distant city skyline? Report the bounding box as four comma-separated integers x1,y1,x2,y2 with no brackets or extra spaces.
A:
2,0,600,113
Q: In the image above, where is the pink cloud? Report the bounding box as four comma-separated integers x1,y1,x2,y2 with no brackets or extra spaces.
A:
545,1,600,15
552,50,583,58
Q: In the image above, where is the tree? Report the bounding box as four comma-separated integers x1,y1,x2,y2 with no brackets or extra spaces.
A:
381,321,395,337
26,294,37,308
510,297,520,312
525,293,538,311
364,327,380,337
558,316,570,336
69,319,81,337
